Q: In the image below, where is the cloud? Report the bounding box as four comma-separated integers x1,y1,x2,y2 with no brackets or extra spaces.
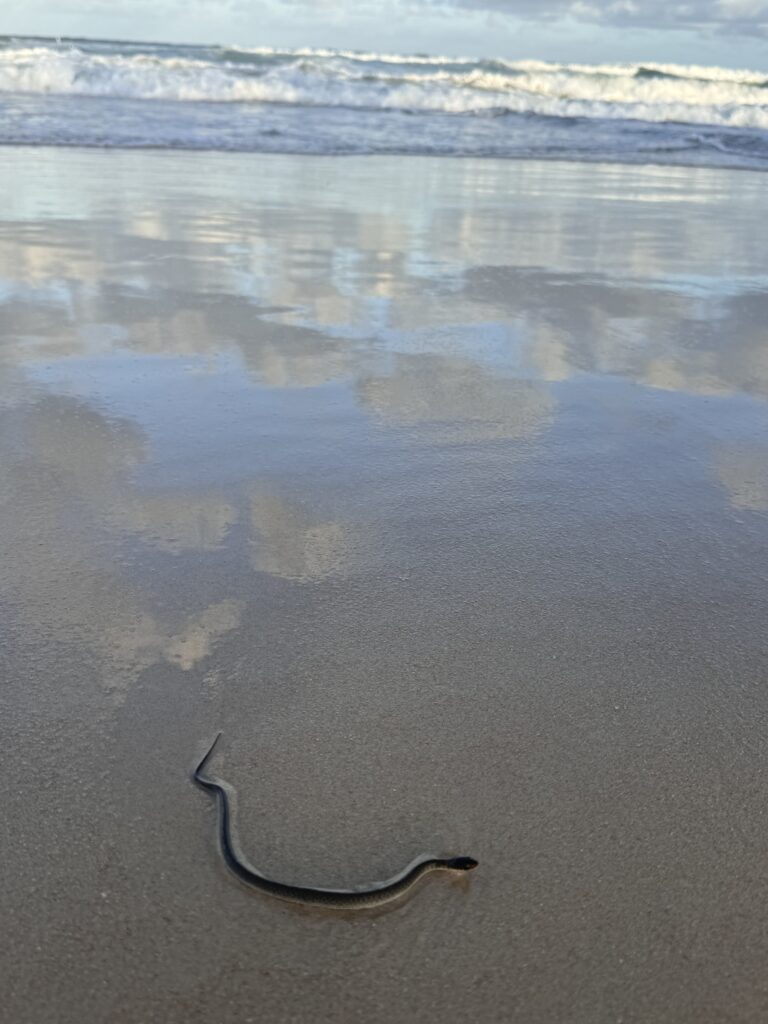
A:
9,0,768,35
259,0,768,35
29,0,241,12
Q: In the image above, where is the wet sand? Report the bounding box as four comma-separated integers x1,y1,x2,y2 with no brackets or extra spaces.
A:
2,149,768,1023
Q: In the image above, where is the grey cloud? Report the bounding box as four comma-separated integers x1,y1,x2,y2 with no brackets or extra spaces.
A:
467,0,768,34
271,0,768,35
16,0,768,34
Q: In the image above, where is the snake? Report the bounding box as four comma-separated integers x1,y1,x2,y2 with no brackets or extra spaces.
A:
192,733,478,909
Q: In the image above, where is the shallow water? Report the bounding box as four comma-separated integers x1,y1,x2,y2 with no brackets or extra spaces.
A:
2,150,768,1022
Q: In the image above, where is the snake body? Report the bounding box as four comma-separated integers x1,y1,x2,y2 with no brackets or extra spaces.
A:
193,733,478,909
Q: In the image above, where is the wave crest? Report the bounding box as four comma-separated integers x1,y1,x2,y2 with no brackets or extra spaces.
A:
1,44,768,131
1,39,767,165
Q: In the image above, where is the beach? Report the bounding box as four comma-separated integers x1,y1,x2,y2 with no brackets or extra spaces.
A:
3,147,768,1022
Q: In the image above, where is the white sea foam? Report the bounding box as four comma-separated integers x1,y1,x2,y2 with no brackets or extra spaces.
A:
1,44,767,128
225,47,768,82
1,38,766,167
225,45,480,66
494,58,768,85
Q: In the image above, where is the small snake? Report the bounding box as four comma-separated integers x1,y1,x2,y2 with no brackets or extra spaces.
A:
193,733,478,909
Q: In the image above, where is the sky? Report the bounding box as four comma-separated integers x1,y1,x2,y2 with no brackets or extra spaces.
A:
4,0,768,68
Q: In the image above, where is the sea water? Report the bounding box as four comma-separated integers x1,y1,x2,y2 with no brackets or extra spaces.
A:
1,35,768,169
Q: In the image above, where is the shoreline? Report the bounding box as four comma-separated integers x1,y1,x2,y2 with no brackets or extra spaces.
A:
3,138,767,175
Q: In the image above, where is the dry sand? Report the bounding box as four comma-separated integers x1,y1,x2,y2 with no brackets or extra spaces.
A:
2,149,768,1023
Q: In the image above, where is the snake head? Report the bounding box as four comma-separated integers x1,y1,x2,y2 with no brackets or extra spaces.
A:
445,856,478,871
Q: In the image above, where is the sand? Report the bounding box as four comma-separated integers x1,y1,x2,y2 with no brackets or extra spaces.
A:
2,148,768,1023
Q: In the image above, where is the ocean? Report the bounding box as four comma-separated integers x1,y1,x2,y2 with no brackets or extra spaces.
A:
2,34,768,169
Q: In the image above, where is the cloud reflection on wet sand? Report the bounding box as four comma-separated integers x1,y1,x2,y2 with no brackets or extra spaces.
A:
4,152,768,1024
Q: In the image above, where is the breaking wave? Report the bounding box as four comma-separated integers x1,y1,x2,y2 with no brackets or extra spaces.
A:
1,36,767,168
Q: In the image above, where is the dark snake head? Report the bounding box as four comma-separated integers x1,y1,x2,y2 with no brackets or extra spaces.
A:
445,856,479,871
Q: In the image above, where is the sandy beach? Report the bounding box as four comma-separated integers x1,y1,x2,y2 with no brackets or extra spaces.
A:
3,147,768,1022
